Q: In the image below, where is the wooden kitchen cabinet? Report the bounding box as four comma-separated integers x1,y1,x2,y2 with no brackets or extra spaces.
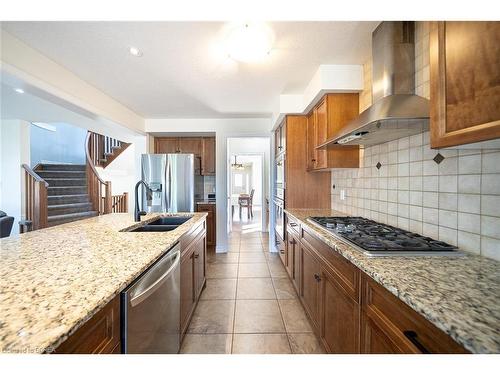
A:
319,266,360,353
306,94,360,170
274,120,286,156
430,21,500,148
180,221,207,336
179,138,202,157
299,241,321,333
54,295,120,354
155,137,180,153
197,203,216,247
360,274,468,354
286,217,301,291
201,137,216,175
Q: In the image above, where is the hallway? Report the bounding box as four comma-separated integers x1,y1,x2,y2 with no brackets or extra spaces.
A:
180,230,325,354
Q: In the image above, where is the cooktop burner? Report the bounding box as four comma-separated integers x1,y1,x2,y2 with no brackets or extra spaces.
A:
308,216,462,257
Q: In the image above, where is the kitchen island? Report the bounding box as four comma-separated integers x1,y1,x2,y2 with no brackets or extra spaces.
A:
0,212,207,353
284,208,500,354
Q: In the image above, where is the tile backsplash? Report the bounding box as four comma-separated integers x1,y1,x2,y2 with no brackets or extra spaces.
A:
330,133,500,260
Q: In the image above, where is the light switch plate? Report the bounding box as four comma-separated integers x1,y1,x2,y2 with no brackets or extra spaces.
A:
340,189,346,200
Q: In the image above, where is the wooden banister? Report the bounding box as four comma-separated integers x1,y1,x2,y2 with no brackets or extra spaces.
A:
108,192,128,213
21,164,48,230
86,132,112,215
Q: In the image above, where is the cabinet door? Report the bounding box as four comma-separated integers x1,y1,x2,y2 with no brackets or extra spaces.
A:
201,137,216,175
276,232,286,266
194,234,206,298
275,123,284,156
155,137,179,153
360,312,406,354
314,102,328,169
179,138,202,157
280,121,287,155
319,267,360,353
285,228,295,278
299,243,321,331
197,204,215,246
292,233,300,293
430,21,500,147
306,111,317,171
180,250,195,334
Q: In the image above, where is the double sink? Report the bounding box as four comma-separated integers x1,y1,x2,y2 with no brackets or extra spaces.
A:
129,216,192,232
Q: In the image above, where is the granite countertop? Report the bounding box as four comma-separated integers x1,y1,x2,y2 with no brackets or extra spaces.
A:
0,212,207,353
285,208,500,354
196,201,216,205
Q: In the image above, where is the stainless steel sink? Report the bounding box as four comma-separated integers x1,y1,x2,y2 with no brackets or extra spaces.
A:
128,215,192,232
147,216,192,226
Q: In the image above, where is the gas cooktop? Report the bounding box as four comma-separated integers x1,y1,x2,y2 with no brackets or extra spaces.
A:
308,216,463,257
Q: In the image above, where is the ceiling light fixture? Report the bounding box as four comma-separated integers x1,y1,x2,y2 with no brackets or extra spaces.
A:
129,46,143,57
225,22,274,63
231,155,244,170
14,88,24,94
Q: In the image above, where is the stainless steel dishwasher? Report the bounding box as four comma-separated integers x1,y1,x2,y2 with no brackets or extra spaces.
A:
122,243,181,353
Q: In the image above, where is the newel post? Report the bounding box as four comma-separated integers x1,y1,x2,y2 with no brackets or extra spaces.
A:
104,182,112,214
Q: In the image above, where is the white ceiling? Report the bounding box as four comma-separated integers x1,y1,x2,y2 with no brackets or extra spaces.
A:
1,21,379,119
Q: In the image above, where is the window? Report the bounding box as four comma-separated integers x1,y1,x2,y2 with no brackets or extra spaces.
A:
234,173,243,187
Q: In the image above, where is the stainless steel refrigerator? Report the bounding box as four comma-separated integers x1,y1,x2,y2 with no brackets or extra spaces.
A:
141,154,203,213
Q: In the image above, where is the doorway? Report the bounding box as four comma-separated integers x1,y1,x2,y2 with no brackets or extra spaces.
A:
226,137,270,236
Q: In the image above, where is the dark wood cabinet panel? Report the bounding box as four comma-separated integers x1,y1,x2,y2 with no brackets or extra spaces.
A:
54,295,120,354
306,94,360,170
276,231,286,266
194,232,206,299
319,267,360,353
197,204,216,247
286,227,297,279
179,138,202,157
430,21,500,147
361,274,468,354
201,137,216,175
155,137,179,153
299,242,321,332
180,249,195,335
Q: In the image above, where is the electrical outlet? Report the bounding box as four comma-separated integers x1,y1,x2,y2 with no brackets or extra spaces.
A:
340,189,346,201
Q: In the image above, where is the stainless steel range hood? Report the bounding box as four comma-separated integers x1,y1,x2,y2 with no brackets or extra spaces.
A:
327,21,429,147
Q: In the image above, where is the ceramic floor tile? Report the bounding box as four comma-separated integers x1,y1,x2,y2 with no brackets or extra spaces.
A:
238,252,267,263
236,278,276,299
279,299,313,333
268,261,288,278
187,300,235,334
180,334,232,354
207,252,239,264
272,277,298,299
238,263,270,278
288,333,325,354
200,278,237,300
234,299,285,333
206,263,239,278
239,245,265,253
232,334,291,354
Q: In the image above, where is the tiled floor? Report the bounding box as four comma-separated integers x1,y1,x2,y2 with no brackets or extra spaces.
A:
180,229,325,354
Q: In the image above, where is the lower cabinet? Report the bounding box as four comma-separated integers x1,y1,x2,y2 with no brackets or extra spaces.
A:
293,223,468,354
319,267,360,353
196,204,216,247
54,295,120,354
299,241,321,332
180,224,207,336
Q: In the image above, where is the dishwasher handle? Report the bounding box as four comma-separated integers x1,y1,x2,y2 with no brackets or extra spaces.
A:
130,251,180,307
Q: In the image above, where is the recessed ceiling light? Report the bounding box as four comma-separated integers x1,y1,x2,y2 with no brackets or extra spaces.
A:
14,88,24,94
129,46,143,57
225,22,274,63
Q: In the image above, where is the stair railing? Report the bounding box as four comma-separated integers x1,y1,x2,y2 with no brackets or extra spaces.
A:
109,192,128,213
86,132,112,215
21,164,49,231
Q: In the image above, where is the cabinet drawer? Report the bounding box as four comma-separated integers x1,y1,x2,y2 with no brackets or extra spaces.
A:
361,275,468,354
54,295,120,354
287,216,300,236
301,226,360,302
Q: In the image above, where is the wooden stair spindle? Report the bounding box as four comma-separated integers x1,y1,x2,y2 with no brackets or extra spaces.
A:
21,164,49,231
86,132,112,215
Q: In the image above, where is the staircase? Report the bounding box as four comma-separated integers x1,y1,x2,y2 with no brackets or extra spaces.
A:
35,164,97,227
87,132,131,169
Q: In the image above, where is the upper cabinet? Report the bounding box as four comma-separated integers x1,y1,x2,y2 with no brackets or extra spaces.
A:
430,21,500,148
201,137,216,175
155,136,215,176
306,94,361,171
275,120,286,156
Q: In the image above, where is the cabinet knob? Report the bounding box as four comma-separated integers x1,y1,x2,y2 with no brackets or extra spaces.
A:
278,146,283,149
280,250,285,254
314,274,321,282
403,331,430,353
312,159,316,162
194,253,200,259
290,222,298,227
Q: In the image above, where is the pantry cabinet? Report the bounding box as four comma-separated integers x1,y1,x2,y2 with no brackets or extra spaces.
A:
430,21,500,148
201,137,216,175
